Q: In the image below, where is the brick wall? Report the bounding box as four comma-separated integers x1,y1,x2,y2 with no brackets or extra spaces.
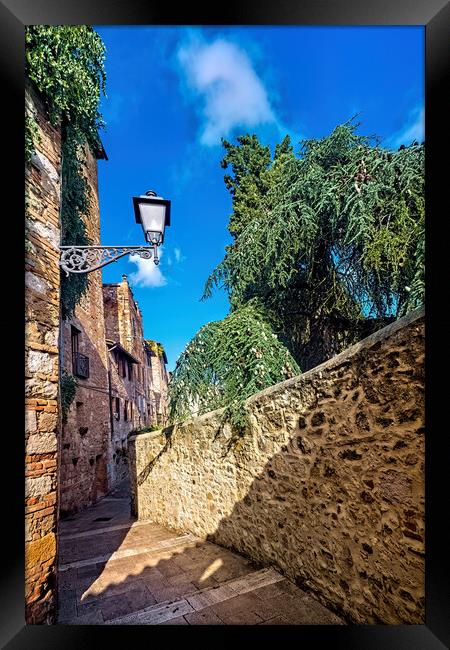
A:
25,83,61,624
129,306,425,625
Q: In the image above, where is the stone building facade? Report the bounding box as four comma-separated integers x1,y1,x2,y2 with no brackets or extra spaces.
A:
144,340,169,426
25,83,61,624
60,143,110,516
103,276,147,427
103,276,170,434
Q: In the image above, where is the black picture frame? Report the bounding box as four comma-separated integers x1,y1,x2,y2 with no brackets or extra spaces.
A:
2,0,448,647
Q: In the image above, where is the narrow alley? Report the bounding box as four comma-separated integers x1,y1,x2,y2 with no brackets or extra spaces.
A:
57,479,345,625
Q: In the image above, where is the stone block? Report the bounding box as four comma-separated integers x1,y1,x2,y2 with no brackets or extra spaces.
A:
25,410,38,434
27,433,57,455
25,475,53,499
25,532,56,571
37,411,58,433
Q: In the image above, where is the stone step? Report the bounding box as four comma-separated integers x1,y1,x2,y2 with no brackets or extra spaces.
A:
59,532,198,571
59,517,162,541
106,567,285,625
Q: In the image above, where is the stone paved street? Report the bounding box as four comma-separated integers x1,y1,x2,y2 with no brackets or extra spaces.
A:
57,479,345,625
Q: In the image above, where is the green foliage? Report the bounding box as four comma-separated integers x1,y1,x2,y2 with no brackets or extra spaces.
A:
25,26,106,319
138,424,161,433
25,25,106,150
60,125,91,320
145,340,165,357
169,301,300,432
60,371,77,420
204,120,424,369
25,115,40,163
170,120,424,428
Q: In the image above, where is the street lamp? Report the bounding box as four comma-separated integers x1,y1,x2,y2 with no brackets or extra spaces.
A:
59,190,171,274
132,190,171,264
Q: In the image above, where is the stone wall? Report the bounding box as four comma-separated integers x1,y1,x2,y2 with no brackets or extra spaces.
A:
129,306,425,625
25,84,61,623
60,145,111,515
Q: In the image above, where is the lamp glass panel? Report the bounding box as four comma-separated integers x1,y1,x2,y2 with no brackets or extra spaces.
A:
138,202,166,234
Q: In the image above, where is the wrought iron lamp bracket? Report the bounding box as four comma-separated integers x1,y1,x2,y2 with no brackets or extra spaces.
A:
59,245,159,275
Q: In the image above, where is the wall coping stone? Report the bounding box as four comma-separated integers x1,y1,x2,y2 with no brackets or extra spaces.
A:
130,305,424,444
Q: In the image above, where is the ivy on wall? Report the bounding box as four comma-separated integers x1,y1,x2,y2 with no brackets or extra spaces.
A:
60,371,78,421
25,26,107,318
59,127,91,319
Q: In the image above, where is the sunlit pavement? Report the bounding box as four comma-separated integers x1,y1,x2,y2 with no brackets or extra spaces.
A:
57,480,345,625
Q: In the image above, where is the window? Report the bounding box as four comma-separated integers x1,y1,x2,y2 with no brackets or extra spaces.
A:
130,401,133,420
127,361,133,380
122,355,126,378
124,400,128,421
115,397,120,420
71,326,80,373
71,325,89,378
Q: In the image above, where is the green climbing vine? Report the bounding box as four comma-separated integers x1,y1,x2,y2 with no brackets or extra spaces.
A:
25,26,107,319
60,371,78,421
59,126,91,319
25,114,40,164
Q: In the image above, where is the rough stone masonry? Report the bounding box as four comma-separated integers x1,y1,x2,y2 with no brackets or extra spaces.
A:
25,83,61,624
129,306,425,625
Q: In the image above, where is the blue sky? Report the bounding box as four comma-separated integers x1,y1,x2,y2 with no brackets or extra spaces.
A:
94,26,424,370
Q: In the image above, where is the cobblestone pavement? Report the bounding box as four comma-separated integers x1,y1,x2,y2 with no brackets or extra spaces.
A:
57,480,345,625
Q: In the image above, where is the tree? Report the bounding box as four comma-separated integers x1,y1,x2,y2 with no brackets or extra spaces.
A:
169,300,300,432
204,120,424,369
169,119,424,429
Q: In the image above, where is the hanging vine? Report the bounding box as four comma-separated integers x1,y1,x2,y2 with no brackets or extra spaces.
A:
25,26,107,318
60,371,78,421
169,300,300,433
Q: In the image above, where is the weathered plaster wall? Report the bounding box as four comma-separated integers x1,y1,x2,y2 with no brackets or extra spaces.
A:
129,306,425,625
60,145,111,515
25,84,61,624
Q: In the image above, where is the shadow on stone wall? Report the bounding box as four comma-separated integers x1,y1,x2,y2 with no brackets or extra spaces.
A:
57,477,344,625
127,307,425,625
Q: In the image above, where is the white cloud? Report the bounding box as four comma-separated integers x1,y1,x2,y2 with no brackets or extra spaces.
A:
128,248,167,288
174,247,182,262
177,37,278,146
385,105,424,149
